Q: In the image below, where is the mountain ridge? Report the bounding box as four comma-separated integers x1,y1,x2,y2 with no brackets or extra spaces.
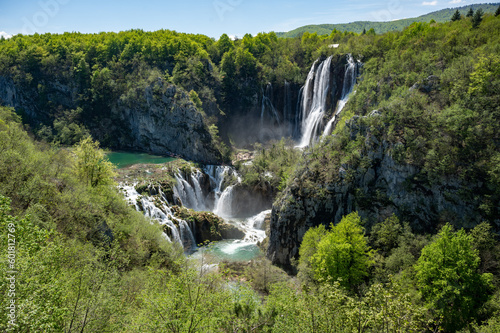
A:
276,3,500,37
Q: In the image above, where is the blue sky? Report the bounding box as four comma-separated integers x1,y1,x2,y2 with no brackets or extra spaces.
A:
0,0,491,39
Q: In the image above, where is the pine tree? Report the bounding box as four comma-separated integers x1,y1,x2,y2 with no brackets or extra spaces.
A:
496,5,500,16
362,28,366,35
451,9,461,21
466,8,474,18
472,8,484,29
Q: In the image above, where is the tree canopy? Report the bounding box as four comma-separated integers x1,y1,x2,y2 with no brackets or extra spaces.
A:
415,224,493,331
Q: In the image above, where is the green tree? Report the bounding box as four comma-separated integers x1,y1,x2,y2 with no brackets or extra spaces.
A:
216,33,234,56
369,214,410,256
304,212,373,289
73,137,116,187
472,8,484,29
414,224,493,331
496,5,500,16
466,8,474,18
297,224,327,284
451,9,461,22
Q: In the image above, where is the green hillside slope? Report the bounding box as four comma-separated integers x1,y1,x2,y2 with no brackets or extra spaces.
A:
276,3,499,37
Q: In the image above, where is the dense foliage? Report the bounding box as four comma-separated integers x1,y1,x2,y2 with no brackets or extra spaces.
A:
298,212,373,289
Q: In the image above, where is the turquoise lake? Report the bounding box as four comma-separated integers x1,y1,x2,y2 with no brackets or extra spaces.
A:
107,152,176,168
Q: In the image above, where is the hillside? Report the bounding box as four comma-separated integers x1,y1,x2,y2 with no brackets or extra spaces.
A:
276,3,500,37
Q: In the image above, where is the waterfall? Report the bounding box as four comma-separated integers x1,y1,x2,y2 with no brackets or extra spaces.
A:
247,209,271,230
121,184,189,251
296,56,333,148
204,164,241,218
121,164,266,258
204,165,229,206
323,54,358,137
173,170,206,211
294,86,304,139
261,83,281,127
179,220,197,252
213,185,235,218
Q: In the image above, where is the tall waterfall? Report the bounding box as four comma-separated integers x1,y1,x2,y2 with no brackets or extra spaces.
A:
296,56,333,148
323,54,357,137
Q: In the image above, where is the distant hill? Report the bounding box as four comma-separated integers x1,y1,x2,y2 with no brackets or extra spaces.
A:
276,3,500,37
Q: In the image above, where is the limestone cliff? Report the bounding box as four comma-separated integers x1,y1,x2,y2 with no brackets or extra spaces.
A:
0,75,221,164
267,114,491,273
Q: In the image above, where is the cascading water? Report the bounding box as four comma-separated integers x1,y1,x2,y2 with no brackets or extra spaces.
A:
122,184,188,251
296,56,333,148
179,220,197,252
323,54,358,137
293,86,304,139
204,165,241,218
261,83,281,127
122,165,269,260
213,185,234,218
173,170,206,211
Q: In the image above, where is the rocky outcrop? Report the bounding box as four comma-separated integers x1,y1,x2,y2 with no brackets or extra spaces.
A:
230,183,273,217
170,206,244,244
0,75,221,164
111,81,221,164
267,114,487,273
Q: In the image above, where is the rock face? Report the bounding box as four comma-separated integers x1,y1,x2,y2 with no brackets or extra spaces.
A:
110,82,221,164
170,206,244,244
267,115,486,273
231,183,273,217
0,75,221,164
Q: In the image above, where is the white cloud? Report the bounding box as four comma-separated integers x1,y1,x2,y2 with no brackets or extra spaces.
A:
449,0,463,3
422,1,438,5
0,31,12,39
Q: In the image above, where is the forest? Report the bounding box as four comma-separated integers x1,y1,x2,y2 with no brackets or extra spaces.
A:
0,7,500,333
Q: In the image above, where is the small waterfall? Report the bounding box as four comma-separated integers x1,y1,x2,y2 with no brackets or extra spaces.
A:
173,170,206,211
122,165,260,257
323,54,358,137
242,210,271,243
179,220,197,252
121,183,194,253
204,165,229,206
293,86,304,139
191,170,207,210
204,165,241,218
247,209,271,231
261,83,281,127
296,56,333,148
214,185,235,218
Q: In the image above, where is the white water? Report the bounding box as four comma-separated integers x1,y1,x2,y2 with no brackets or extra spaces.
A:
122,165,269,260
323,54,357,137
173,171,206,211
296,56,333,148
122,184,188,251
214,185,235,218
